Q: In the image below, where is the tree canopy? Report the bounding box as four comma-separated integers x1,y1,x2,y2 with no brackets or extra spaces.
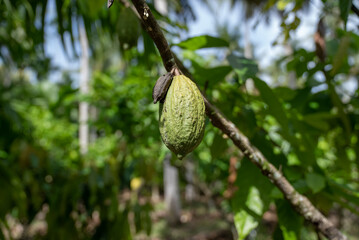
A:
1,0,359,239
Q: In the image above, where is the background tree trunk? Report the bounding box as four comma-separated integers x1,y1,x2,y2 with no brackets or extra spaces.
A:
285,43,297,89
163,153,181,224
244,23,255,93
79,20,90,155
185,159,196,202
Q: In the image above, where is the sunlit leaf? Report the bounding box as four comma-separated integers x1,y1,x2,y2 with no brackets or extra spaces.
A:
246,186,263,216
175,35,229,50
277,200,301,240
276,0,291,11
231,159,273,239
234,210,258,240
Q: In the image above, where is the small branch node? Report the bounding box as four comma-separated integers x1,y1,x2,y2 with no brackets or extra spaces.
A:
143,7,149,19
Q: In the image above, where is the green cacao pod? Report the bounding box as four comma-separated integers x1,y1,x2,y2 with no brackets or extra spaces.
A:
159,75,205,159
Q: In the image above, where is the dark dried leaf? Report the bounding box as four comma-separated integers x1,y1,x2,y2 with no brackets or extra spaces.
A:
152,72,173,104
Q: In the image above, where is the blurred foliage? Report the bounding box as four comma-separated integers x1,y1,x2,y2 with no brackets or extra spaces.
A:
1,0,359,239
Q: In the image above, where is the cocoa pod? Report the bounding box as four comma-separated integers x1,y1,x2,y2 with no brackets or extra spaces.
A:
159,75,205,159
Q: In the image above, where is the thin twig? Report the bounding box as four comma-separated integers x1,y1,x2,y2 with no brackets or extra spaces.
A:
127,1,347,239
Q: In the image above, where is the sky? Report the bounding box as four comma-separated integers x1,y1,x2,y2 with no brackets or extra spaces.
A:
43,0,357,94
44,0,319,80
44,0,80,83
187,0,324,67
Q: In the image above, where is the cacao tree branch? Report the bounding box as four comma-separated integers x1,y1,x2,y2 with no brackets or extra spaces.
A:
129,0,176,71
128,0,347,239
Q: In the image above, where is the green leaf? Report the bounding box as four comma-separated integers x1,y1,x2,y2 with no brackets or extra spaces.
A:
175,35,229,50
210,132,228,159
0,150,8,159
246,186,264,216
193,63,232,87
302,112,335,131
286,49,314,78
115,208,133,240
251,129,287,168
231,159,273,239
234,159,274,211
277,200,301,240
339,0,352,29
331,35,350,75
231,159,274,239
305,172,326,193
55,0,68,56
328,180,359,208
134,203,142,233
143,203,152,235
234,210,258,240
141,29,157,64
253,78,289,130
274,87,297,101
227,54,258,80
281,226,297,240
236,106,258,139
276,0,291,11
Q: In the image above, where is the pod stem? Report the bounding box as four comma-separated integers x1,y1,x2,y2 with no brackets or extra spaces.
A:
173,68,181,76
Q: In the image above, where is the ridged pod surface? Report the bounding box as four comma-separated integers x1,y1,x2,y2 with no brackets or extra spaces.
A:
159,75,205,159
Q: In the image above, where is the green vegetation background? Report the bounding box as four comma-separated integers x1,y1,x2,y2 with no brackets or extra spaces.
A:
0,0,359,239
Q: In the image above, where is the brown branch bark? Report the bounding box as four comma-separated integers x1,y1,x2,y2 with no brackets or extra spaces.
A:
129,0,347,239
130,1,176,71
